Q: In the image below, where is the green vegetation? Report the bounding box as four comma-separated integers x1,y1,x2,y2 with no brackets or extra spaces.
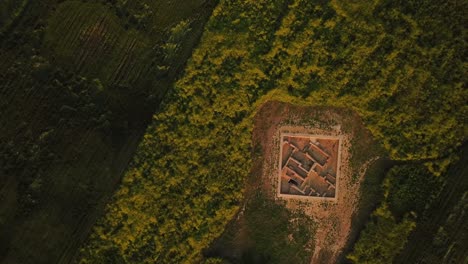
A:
242,194,314,263
347,161,449,263
0,0,28,34
0,0,213,263
93,0,206,33
338,158,392,262
1,0,466,263
44,1,153,87
395,144,468,263
386,165,441,218
347,203,416,264
79,0,466,262
206,192,315,264
78,1,291,262
348,151,468,264
347,163,441,263
43,1,205,99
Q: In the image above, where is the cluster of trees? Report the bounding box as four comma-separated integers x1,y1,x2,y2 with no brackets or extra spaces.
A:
80,0,466,262
385,164,440,218
347,164,441,263
347,203,416,264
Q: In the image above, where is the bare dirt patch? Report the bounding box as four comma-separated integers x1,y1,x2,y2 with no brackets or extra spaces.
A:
252,101,382,264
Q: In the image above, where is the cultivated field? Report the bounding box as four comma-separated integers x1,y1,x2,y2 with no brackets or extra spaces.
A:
0,1,215,263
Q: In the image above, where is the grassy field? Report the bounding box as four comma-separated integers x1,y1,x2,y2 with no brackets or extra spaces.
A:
44,1,152,87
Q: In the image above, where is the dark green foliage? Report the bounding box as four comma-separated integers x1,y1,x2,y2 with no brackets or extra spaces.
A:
346,164,421,264
386,164,441,217
347,163,445,263
92,0,207,34
347,203,415,264
242,193,315,264
0,0,214,263
0,0,29,34
395,145,468,263
1,55,114,215
44,1,160,93
339,159,393,262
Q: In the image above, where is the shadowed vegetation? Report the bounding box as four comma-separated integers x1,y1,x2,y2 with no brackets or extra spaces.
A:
0,1,215,263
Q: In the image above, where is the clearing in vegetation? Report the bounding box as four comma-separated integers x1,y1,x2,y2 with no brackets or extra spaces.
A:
252,101,384,264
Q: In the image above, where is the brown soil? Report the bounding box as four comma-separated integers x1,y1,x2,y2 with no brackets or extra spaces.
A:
251,101,380,264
